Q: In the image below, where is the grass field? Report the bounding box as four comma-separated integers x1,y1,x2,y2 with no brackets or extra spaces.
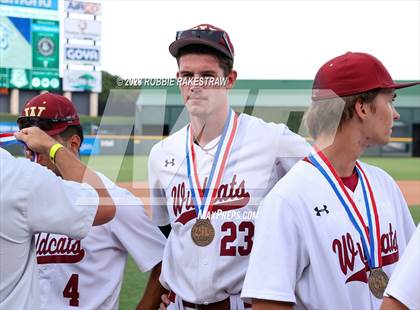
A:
79,156,420,309
82,155,148,182
82,155,420,182
362,157,420,180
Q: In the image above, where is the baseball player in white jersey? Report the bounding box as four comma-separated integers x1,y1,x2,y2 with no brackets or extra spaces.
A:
242,52,419,309
148,24,310,310
15,93,167,309
381,224,420,310
1,126,116,309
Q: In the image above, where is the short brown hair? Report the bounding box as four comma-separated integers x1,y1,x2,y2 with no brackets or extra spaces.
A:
59,125,84,151
176,44,233,77
305,89,383,139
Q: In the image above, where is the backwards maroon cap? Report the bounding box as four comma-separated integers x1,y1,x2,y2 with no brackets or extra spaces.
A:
169,24,235,60
18,93,80,136
312,52,419,101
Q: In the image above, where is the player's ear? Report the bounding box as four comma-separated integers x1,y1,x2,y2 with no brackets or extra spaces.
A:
225,70,237,89
68,134,81,154
354,98,368,120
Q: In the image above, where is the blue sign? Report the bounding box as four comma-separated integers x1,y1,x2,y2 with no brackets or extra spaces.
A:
80,137,100,155
0,122,19,133
0,0,59,20
0,0,58,11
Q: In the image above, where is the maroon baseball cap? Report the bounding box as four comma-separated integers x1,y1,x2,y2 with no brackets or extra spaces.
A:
312,52,420,101
169,24,235,60
17,92,80,136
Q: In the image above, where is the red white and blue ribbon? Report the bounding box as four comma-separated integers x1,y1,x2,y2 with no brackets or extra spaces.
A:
0,132,38,162
0,133,19,146
308,148,382,269
186,108,239,219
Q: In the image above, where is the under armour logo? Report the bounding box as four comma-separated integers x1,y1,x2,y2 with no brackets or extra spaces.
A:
165,158,175,167
314,205,329,216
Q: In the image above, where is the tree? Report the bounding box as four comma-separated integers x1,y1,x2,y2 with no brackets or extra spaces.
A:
98,71,118,115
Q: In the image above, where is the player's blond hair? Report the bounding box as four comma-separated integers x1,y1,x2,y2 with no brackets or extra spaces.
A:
304,89,382,139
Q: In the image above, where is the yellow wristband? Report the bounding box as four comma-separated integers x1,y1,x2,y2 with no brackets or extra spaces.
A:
49,143,64,163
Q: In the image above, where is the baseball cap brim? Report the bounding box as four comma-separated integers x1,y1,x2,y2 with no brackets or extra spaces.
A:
169,37,233,59
45,117,80,136
390,81,420,90
17,118,80,137
344,81,420,97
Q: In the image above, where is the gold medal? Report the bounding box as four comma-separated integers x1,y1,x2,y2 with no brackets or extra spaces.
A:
368,268,389,299
191,219,215,247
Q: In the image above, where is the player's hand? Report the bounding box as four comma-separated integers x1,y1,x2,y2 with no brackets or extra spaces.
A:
159,293,170,310
14,127,56,155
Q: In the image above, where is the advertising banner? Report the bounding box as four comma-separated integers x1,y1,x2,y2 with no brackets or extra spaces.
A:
0,0,59,20
64,44,101,66
80,137,101,155
32,19,59,69
63,69,101,92
0,16,32,69
0,68,60,90
30,68,59,89
0,16,59,90
0,68,8,87
64,0,101,16
0,122,19,133
64,18,101,41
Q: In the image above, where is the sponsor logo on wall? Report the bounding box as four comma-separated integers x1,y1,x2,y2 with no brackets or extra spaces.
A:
64,18,101,41
64,0,101,16
64,44,101,66
63,69,102,92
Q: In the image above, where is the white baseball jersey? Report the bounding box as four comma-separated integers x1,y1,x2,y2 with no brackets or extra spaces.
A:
36,172,166,310
384,224,420,309
148,113,310,305
0,148,98,309
242,160,416,309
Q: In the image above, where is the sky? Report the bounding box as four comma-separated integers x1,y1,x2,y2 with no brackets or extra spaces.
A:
99,0,420,80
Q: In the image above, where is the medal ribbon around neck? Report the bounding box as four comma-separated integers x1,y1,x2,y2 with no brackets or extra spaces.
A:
186,108,238,219
307,147,382,269
0,132,20,146
0,132,38,162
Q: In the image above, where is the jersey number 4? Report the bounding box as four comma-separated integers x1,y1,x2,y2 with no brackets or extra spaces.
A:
63,274,80,307
220,221,254,256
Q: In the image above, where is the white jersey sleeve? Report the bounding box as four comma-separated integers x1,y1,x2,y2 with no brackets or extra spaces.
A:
27,175,98,239
384,224,420,310
0,149,98,309
15,156,99,239
148,142,170,226
109,195,166,272
241,188,308,303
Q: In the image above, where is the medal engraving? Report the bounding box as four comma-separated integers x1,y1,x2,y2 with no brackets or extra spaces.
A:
191,219,215,247
368,268,389,299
